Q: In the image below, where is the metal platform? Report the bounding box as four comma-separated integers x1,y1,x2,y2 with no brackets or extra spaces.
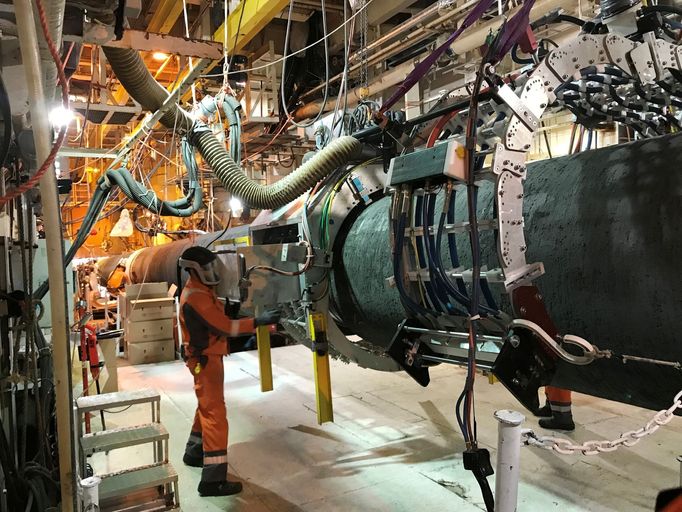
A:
99,462,177,501
76,388,160,413
81,423,169,456
77,388,179,510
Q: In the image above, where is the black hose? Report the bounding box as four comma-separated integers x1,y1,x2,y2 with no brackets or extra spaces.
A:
644,5,682,18
511,44,534,65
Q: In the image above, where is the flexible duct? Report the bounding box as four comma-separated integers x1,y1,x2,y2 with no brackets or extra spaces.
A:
102,47,361,209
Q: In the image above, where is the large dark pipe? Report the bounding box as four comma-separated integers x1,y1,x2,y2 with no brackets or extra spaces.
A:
331,133,682,412
113,133,682,412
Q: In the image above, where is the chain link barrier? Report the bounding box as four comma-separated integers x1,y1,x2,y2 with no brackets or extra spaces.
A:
523,390,682,455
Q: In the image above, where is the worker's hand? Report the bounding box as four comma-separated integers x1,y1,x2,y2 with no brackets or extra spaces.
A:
254,309,281,326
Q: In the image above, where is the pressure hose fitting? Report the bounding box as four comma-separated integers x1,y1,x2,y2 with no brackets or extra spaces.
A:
102,47,362,209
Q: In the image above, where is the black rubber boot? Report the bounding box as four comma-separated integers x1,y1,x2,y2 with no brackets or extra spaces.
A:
535,402,552,417
183,453,202,468
198,480,243,497
539,415,575,431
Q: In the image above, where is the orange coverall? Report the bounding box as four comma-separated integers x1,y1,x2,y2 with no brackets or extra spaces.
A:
180,275,255,483
545,386,572,414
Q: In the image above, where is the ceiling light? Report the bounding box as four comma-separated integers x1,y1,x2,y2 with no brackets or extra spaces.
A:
48,106,74,128
153,52,169,61
229,197,243,215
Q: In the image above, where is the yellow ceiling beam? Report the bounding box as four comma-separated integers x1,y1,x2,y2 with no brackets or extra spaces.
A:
215,0,290,53
179,0,289,101
148,0,185,34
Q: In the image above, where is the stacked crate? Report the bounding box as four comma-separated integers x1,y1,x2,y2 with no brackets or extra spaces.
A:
120,283,176,365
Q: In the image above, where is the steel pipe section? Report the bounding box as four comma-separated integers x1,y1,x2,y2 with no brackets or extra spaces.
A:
331,133,682,411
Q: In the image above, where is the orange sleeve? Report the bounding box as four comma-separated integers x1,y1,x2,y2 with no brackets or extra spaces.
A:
187,291,255,337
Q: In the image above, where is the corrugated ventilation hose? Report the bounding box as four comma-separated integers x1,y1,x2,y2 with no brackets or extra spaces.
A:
102,47,361,210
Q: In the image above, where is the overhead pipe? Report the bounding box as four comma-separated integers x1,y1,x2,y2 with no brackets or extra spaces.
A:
297,0,569,113
36,0,66,101
102,47,362,210
14,1,75,511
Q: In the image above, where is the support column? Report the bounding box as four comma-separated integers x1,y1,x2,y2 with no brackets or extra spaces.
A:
308,312,333,424
14,0,75,510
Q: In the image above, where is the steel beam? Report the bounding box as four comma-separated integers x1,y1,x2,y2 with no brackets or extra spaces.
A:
367,0,419,26
147,0,184,34
94,30,224,60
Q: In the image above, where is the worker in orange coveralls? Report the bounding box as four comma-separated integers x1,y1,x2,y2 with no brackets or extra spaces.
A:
178,246,280,496
538,386,574,431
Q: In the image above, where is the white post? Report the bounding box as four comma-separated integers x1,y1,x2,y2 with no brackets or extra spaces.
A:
494,410,525,512
14,1,75,510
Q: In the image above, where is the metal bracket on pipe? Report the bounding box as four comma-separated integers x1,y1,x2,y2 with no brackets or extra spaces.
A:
495,84,540,133
510,318,597,366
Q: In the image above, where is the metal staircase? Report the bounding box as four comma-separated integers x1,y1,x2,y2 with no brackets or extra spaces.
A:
76,388,180,511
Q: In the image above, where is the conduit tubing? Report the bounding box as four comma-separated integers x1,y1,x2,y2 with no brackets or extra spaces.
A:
102,47,361,210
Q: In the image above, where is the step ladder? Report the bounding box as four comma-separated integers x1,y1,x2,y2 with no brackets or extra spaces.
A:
76,388,180,511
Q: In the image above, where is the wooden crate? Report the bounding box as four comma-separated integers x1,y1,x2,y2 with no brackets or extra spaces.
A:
127,339,175,365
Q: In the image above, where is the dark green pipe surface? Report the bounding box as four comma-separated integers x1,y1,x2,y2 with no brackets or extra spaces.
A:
332,133,682,411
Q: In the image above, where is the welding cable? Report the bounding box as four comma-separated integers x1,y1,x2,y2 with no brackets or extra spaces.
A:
393,212,436,318
643,4,682,17
427,191,498,316
469,183,499,312
445,189,469,297
414,195,442,311
196,93,243,162
423,192,469,315
511,43,534,65
102,47,361,210
242,239,314,280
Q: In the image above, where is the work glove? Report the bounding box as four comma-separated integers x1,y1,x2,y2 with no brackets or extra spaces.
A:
254,309,281,326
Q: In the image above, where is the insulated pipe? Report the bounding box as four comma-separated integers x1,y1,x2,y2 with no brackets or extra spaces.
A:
36,0,65,101
493,410,525,512
298,0,570,110
14,1,75,510
102,47,362,209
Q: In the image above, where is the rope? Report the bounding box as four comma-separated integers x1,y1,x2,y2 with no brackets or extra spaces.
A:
0,0,69,206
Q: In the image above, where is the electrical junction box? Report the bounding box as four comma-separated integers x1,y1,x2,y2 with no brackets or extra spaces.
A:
387,139,467,187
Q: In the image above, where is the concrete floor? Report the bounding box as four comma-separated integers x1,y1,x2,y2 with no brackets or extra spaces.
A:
90,345,682,511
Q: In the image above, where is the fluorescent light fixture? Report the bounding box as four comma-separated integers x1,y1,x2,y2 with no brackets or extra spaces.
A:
153,52,169,61
49,106,74,128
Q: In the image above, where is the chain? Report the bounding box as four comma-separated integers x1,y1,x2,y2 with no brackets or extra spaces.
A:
523,389,682,456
